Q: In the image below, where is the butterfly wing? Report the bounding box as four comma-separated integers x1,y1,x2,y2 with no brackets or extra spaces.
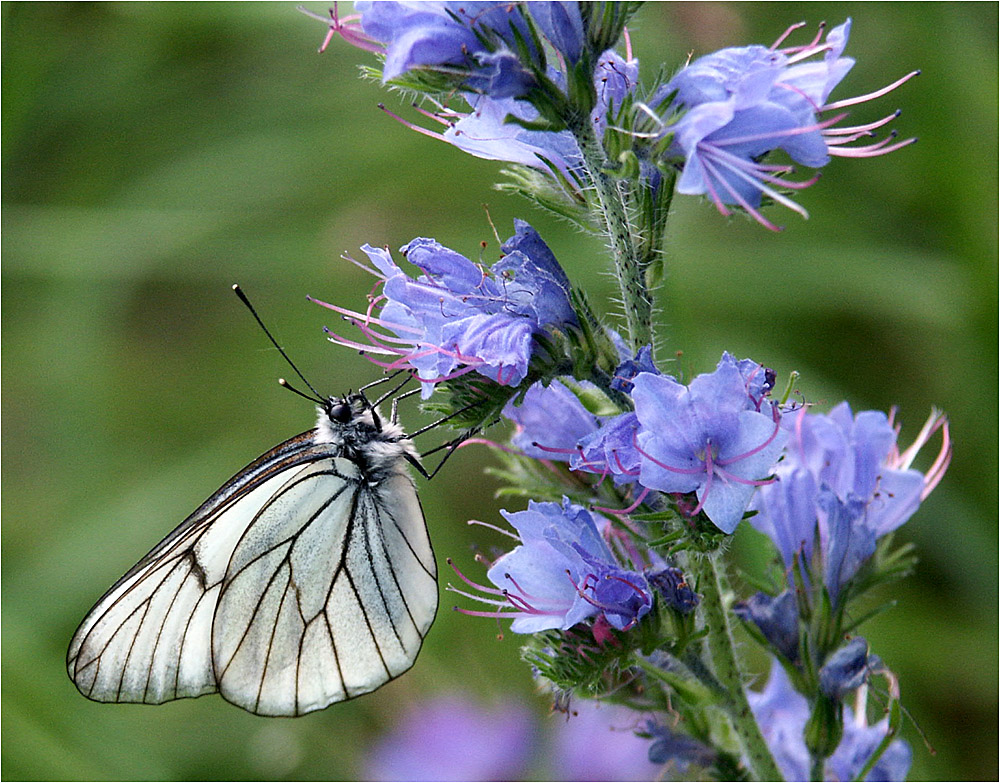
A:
66,431,332,706
212,457,437,716
67,432,438,717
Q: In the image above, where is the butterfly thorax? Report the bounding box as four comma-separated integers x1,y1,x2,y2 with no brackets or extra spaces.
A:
313,399,417,480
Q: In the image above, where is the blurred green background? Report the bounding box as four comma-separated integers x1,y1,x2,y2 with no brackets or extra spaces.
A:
2,2,996,780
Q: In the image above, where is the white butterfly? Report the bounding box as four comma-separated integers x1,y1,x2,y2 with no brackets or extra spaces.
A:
67,393,437,717
67,289,439,717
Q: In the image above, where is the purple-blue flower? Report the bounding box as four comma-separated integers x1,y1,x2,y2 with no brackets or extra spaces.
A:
315,221,576,397
648,567,700,614
380,48,638,187
748,660,912,781
363,692,535,781
528,1,585,64
503,379,601,460
819,636,883,700
313,2,597,99
750,404,950,600
645,720,716,772
450,498,652,633
653,20,919,230
734,590,800,663
337,1,538,97
571,411,642,484
610,344,659,393
631,354,787,533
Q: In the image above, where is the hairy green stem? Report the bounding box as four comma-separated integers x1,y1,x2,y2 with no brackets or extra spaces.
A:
569,115,653,351
693,552,784,781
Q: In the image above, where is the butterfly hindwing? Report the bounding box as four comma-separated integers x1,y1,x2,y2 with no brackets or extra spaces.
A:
213,457,437,716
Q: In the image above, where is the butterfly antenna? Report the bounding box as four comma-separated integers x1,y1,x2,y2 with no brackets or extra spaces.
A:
233,284,324,401
278,378,325,405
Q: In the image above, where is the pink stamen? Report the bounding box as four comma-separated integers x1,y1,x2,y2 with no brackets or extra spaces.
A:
700,154,783,231
716,415,783,466
410,101,453,127
453,607,517,619
458,437,520,456
530,441,579,456
324,329,402,356
612,450,640,476
770,21,809,51
503,591,546,615
779,21,827,57
299,5,383,55
824,70,920,111
593,486,651,516
446,558,506,596
713,111,845,148
446,586,508,607
827,136,917,158
416,365,480,383
605,573,652,603
824,110,901,136
340,252,385,278
467,518,520,541
631,434,705,476
378,103,446,142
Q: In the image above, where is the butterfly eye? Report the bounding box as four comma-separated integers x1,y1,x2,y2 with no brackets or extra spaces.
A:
329,402,353,423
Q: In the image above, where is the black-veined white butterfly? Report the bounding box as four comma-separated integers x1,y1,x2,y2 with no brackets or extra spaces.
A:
66,287,444,717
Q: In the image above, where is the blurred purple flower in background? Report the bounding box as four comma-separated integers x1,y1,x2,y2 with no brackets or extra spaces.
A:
365,692,676,781
550,700,663,781
363,693,535,781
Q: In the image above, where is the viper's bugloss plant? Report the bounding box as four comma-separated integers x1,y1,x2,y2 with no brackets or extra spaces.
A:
306,3,949,780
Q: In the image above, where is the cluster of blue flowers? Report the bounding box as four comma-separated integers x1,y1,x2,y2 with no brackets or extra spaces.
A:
310,3,948,780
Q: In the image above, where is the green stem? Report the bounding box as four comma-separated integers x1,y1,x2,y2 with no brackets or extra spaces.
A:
693,552,784,781
569,114,653,351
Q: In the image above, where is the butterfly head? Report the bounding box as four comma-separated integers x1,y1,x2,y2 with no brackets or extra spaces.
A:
315,394,414,473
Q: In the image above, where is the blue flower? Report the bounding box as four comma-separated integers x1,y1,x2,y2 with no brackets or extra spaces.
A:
610,344,659,393
631,355,787,534
648,567,700,614
363,692,536,781
645,720,716,771
355,1,537,97
734,590,799,663
819,637,883,700
653,20,919,230
315,221,576,397
528,2,585,64
381,49,638,187
503,379,601,460
571,411,642,484
450,498,652,633
750,405,950,601
748,660,912,781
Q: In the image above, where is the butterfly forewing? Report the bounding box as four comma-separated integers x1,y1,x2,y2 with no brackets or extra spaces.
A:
66,424,436,716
